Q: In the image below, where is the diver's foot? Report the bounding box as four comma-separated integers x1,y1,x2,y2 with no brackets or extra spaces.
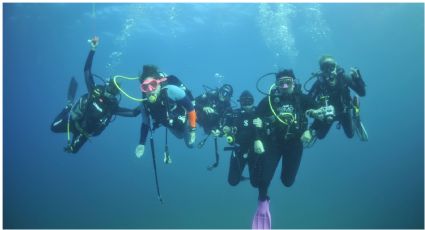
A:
64,145,76,154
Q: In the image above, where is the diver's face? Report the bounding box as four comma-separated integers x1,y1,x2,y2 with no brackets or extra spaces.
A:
276,76,295,95
326,74,337,87
218,90,231,102
239,96,254,110
141,77,162,101
321,61,337,87
241,105,254,111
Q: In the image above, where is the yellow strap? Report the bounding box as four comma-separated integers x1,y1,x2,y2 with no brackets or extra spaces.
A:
67,118,71,143
112,75,147,102
268,84,295,125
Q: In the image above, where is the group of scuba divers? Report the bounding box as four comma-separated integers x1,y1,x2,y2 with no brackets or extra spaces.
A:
51,37,369,229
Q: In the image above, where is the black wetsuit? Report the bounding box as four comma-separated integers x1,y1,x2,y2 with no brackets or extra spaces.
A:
256,88,317,201
51,50,139,153
194,90,233,135
138,83,196,147
308,67,366,139
224,107,261,187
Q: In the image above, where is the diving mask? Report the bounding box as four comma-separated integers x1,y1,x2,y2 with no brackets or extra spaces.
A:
141,77,167,93
320,61,336,73
277,76,294,89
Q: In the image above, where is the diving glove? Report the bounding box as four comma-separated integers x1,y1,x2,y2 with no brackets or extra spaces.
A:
254,140,265,154
301,129,317,148
301,129,312,143
88,36,99,50
211,129,221,137
350,67,361,80
307,106,335,122
253,118,263,128
306,109,323,120
203,106,215,114
135,144,145,158
188,130,196,146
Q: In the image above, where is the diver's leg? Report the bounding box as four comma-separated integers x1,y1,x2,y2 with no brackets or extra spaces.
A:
341,112,354,138
65,133,88,153
248,148,262,188
252,145,273,229
68,77,78,102
169,126,185,139
281,139,303,187
227,148,244,186
258,143,281,201
51,107,71,133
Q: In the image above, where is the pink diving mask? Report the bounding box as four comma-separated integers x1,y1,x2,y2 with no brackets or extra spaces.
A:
141,77,167,93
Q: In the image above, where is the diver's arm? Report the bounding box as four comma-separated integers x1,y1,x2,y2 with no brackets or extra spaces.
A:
84,37,99,93
255,97,269,118
194,93,209,111
307,81,319,99
303,93,320,111
167,86,197,130
114,106,141,117
346,68,366,96
222,109,235,128
303,94,322,134
84,50,96,93
252,98,268,138
180,98,197,130
252,104,266,154
139,106,150,145
220,104,234,129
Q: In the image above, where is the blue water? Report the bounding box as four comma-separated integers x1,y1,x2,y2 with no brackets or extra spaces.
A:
3,3,424,229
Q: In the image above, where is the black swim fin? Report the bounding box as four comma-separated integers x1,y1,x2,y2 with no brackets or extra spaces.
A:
67,77,78,102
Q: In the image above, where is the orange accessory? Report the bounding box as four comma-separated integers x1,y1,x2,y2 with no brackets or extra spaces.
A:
188,110,197,129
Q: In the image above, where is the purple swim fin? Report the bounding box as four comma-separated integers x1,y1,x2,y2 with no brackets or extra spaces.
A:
252,200,271,229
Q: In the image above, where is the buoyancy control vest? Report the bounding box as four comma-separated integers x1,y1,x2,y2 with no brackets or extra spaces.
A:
144,76,191,131
71,85,118,136
266,87,308,140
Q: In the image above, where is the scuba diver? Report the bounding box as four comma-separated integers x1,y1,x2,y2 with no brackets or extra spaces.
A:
252,69,326,229
194,84,234,137
194,83,234,170
305,55,368,143
221,90,265,187
51,36,140,153
134,65,197,158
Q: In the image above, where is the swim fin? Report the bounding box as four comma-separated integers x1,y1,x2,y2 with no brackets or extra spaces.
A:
252,200,271,229
67,77,78,103
355,120,369,141
352,95,368,141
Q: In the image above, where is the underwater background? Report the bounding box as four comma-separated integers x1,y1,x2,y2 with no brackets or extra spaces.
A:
3,3,424,229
